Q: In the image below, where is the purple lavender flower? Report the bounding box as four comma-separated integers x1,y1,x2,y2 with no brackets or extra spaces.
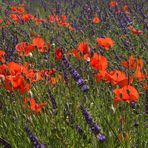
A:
0,138,11,148
90,123,101,135
63,70,68,84
70,69,81,81
48,90,57,114
12,34,18,49
81,85,89,92
25,127,46,148
96,132,106,142
80,105,106,142
25,127,39,146
76,78,85,87
74,124,87,140
62,54,89,92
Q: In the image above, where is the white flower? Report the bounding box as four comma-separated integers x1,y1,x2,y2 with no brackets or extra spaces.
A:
28,52,33,57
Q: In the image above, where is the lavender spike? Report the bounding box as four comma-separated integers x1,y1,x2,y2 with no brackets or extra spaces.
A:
80,105,106,142
25,127,46,148
96,132,106,142
61,53,89,92
48,90,57,114
0,138,11,148
74,124,87,140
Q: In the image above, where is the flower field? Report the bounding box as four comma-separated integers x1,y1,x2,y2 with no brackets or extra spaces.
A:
0,0,147,147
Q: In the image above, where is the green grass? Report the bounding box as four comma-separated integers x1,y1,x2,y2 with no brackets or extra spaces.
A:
0,0,148,147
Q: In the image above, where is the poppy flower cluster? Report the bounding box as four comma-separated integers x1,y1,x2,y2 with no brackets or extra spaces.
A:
0,62,41,94
113,85,139,105
16,37,50,56
91,56,144,104
48,14,75,31
121,55,146,81
10,5,25,14
10,4,33,23
32,37,50,53
69,36,146,105
9,4,45,25
105,70,133,87
109,1,131,15
15,42,34,56
71,42,90,61
88,47,146,104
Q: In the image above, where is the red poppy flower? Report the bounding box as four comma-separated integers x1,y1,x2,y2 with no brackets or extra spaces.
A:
17,7,25,14
1,62,35,94
32,37,44,48
55,48,62,60
90,53,108,71
96,37,115,50
113,85,139,105
72,49,80,59
105,70,133,86
4,62,24,92
24,98,46,113
21,14,32,22
134,66,145,81
0,19,3,24
77,42,90,61
109,1,118,7
49,68,56,75
122,55,145,81
121,55,144,70
143,83,148,90
123,5,129,11
128,26,143,35
32,38,49,52
121,55,136,69
78,42,90,55
10,6,17,12
0,50,5,63
48,15,59,22
93,17,101,24
95,70,107,82
136,58,144,70
61,15,67,22
48,74,62,85
41,68,56,81
10,14,20,23
16,42,35,56
69,25,75,31
20,3,26,7
34,71,43,82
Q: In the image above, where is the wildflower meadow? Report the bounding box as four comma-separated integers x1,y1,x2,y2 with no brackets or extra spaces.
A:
0,0,147,147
